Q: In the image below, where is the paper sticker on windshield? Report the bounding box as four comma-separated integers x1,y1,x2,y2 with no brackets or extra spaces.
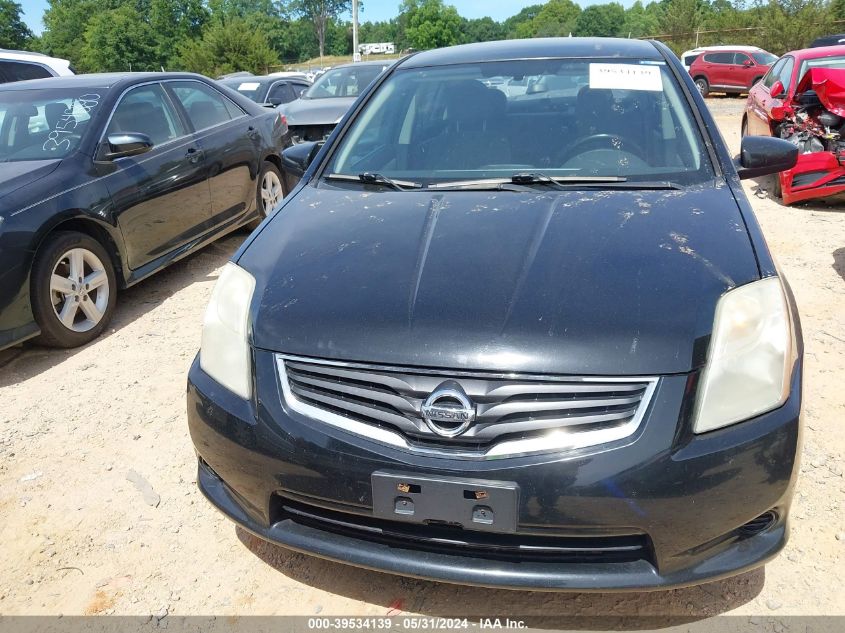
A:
238,82,260,90
589,64,663,91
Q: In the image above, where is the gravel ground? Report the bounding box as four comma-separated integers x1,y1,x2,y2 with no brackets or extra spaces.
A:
1,99,843,623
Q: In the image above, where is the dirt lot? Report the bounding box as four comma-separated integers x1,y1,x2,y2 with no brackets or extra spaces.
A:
1,98,844,623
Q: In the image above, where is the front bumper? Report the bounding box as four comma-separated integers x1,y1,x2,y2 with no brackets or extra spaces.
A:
187,350,802,591
781,150,845,205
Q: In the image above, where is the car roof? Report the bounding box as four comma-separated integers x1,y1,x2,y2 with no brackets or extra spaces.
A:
0,72,210,91
331,60,393,70
398,38,662,69
220,75,308,85
784,44,845,60
685,45,763,54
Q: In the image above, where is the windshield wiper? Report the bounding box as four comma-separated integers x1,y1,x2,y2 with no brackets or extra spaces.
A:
324,172,422,191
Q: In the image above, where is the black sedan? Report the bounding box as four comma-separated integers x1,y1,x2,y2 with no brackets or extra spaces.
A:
217,75,310,108
0,72,288,350
188,39,802,590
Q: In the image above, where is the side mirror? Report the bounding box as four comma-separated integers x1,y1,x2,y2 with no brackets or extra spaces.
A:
736,135,798,180
268,97,283,106
743,59,753,67
770,80,786,99
281,141,322,178
102,133,153,160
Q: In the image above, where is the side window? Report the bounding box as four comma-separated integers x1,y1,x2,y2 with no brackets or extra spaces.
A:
169,81,238,131
734,53,752,66
704,53,730,64
777,56,795,90
106,83,185,147
0,60,53,82
268,82,295,105
763,58,785,89
292,83,308,97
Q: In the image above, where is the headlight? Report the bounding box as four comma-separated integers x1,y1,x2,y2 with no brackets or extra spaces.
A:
693,277,793,433
199,263,256,399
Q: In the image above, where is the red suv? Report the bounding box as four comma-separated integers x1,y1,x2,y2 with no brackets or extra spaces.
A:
690,48,778,97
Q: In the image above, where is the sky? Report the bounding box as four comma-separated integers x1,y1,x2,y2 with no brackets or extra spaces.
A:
19,0,634,36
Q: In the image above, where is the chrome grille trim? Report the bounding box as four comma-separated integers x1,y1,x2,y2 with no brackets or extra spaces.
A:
276,354,659,460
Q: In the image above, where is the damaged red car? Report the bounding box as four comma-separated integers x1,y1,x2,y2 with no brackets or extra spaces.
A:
744,45,845,204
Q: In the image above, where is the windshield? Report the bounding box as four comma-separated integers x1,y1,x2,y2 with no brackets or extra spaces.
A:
303,65,385,100
752,52,778,65
0,89,101,162
220,79,267,103
799,55,845,81
326,59,714,186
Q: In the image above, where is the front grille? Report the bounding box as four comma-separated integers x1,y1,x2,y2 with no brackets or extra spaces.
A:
289,124,336,143
272,494,653,565
277,355,657,458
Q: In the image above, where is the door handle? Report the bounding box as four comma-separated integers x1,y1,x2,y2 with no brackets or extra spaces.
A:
186,147,204,164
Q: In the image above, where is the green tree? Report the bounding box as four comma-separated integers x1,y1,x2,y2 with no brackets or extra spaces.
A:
574,2,625,37
503,4,544,38
0,0,33,49
515,0,581,38
81,4,158,71
401,0,462,49
622,1,662,38
291,0,351,59
150,0,208,69
658,0,710,51
460,16,506,44
179,17,279,76
756,0,826,54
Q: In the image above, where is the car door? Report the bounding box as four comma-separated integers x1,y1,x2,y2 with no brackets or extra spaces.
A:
733,53,756,89
708,52,733,87
166,80,258,229
103,82,212,270
746,57,788,135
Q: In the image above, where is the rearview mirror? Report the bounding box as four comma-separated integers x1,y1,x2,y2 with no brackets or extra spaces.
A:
103,133,153,160
282,141,322,178
770,80,786,99
736,135,798,180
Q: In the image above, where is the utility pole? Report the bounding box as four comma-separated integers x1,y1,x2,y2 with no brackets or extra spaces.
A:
352,0,360,62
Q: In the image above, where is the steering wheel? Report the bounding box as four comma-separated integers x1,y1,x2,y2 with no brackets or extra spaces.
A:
565,133,647,162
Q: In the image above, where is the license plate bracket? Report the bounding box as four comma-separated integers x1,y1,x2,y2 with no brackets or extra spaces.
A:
371,471,519,533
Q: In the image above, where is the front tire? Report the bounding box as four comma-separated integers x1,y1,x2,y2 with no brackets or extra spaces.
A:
30,231,117,348
248,161,285,230
695,77,709,98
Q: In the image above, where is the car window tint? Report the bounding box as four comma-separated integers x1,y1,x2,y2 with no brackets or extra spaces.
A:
734,54,751,65
0,88,103,161
268,82,295,104
107,83,185,147
292,83,308,97
704,53,733,64
0,60,53,82
329,59,713,186
169,81,236,131
683,55,700,66
763,58,785,89
777,56,794,89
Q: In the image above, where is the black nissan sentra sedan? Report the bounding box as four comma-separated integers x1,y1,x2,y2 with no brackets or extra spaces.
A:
0,73,287,350
187,38,803,590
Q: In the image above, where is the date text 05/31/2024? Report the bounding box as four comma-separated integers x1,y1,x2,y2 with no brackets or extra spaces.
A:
307,618,528,630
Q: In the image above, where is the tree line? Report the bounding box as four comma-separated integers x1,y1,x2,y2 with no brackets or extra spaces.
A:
2,0,844,78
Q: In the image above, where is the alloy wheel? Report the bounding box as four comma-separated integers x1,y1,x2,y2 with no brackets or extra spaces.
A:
260,170,284,214
49,248,110,332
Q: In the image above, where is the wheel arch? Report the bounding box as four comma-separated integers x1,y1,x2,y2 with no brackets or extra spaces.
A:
34,215,127,288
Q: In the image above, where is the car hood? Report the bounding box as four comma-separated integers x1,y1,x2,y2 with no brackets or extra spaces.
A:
241,184,760,376
280,97,356,126
0,159,62,201
794,67,845,117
